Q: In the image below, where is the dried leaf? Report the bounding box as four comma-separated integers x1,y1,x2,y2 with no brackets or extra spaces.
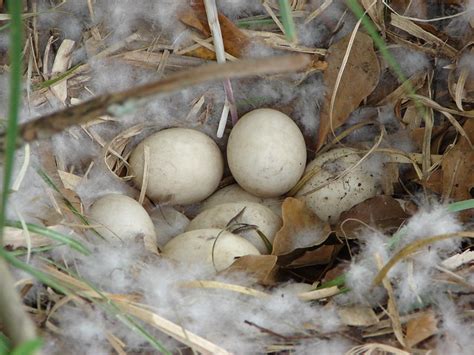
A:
3,227,53,249
50,39,75,103
272,198,330,256
58,170,82,191
338,306,379,327
286,244,340,268
441,120,474,219
317,32,380,149
336,196,409,240
225,255,278,286
405,310,438,348
180,6,249,58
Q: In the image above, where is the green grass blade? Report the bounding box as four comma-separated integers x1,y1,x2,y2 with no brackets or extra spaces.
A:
5,220,90,255
0,249,70,295
36,169,104,239
0,332,10,355
447,199,474,213
278,0,297,42
42,259,172,354
10,244,65,257
10,338,43,355
345,0,411,90
35,64,81,90
0,0,23,244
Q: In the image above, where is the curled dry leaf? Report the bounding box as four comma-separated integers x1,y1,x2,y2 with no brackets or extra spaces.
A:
405,310,438,348
336,195,409,240
51,39,75,103
225,255,278,286
272,198,331,256
317,32,380,150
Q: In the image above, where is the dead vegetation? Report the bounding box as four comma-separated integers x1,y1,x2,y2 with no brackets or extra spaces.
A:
0,0,473,354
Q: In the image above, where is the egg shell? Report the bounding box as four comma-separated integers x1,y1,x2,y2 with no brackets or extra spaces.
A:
129,128,224,205
88,193,156,243
186,202,282,253
296,148,380,223
200,184,282,216
227,108,307,197
162,228,260,272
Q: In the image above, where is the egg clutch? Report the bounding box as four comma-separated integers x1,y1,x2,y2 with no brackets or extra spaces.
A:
88,108,379,272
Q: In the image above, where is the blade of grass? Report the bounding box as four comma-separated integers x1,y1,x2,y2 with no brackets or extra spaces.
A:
10,244,65,257
41,259,172,354
278,0,297,42
0,332,10,355
446,199,474,213
0,0,23,240
5,220,90,255
10,338,43,355
0,250,70,295
0,0,39,349
346,0,408,86
36,169,104,239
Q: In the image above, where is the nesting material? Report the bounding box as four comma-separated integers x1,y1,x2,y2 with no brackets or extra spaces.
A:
296,148,380,223
129,128,224,205
162,228,260,272
186,201,282,253
87,193,156,242
227,108,307,197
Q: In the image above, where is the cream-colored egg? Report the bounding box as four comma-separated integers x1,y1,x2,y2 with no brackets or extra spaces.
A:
186,202,282,254
200,184,262,211
227,108,307,197
200,184,282,216
88,194,156,242
129,128,224,205
296,148,380,223
162,228,260,272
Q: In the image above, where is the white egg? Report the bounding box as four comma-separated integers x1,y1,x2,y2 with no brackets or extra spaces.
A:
88,193,156,243
227,108,307,197
162,228,260,272
199,184,262,211
200,184,282,216
129,128,224,205
186,202,282,254
296,148,381,223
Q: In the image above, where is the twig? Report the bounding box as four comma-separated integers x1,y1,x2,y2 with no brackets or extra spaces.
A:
1,54,310,145
203,0,238,136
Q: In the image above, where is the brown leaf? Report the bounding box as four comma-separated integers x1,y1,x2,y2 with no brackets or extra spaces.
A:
336,195,409,239
338,306,379,327
286,245,341,268
317,32,380,150
441,119,474,219
180,6,249,58
405,310,438,348
225,255,278,286
272,198,330,256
